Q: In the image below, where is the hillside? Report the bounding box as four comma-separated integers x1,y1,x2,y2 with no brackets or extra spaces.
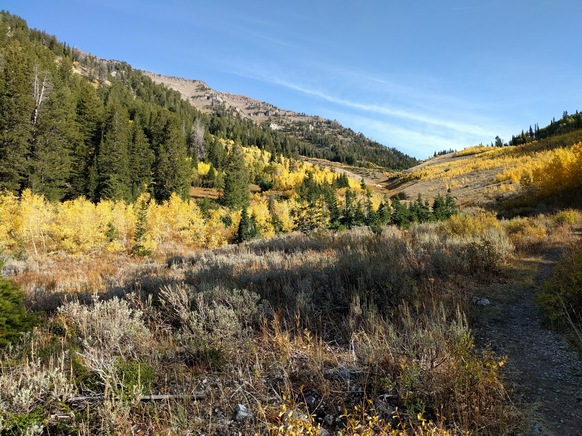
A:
382,122,582,212
143,71,418,170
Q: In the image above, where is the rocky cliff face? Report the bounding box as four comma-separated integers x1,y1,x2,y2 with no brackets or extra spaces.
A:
142,71,306,123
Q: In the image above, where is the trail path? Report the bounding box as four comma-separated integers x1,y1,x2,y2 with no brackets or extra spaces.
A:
480,248,582,435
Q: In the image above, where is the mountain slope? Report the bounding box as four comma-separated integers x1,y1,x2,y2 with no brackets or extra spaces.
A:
143,71,418,170
385,122,582,212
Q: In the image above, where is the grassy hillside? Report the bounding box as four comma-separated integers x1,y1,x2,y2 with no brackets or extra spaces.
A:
383,126,582,213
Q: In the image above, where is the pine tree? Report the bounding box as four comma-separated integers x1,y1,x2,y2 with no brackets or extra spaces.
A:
128,121,154,200
390,196,411,228
96,100,131,200
0,40,34,193
70,80,103,199
341,188,357,228
28,85,77,200
323,186,341,230
377,196,392,224
150,109,190,202
236,208,259,243
432,193,447,221
0,277,36,347
444,191,458,218
221,144,250,209
410,193,432,223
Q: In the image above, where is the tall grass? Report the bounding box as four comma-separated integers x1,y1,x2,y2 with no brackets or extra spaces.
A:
3,215,557,433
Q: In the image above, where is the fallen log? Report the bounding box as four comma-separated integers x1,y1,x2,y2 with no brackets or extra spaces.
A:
67,392,206,403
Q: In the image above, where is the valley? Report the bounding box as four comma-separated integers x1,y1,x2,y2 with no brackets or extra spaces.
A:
0,10,581,435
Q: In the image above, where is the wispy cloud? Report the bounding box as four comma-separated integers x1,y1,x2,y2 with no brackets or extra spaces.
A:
274,78,492,137
235,64,496,132
321,110,484,159
226,60,508,158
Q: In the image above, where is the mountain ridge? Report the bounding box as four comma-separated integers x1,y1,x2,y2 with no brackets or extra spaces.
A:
140,70,418,169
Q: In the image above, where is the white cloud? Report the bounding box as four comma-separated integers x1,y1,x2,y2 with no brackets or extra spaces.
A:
228,61,509,158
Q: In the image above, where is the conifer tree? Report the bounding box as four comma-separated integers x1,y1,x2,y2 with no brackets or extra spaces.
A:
28,85,77,200
410,193,432,223
96,100,131,200
0,277,36,347
324,186,341,230
432,193,447,221
390,196,411,228
0,40,34,193
236,208,259,243
150,109,190,202
71,80,103,199
341,188,357,228
128,121,154,200
444,192,458,218
377,196,392,224
221,144,250,209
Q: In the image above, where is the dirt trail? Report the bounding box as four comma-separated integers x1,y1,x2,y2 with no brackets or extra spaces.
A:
481,249,582,435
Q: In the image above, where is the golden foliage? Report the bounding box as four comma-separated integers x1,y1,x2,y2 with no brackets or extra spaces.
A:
503,216,547,251
409,142,582,198
454,144,492,157
0,191,235,257
439,210,501,237
196,161,212,176
527,142,582,196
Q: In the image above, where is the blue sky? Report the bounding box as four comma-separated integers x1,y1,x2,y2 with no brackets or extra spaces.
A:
4,0,582,159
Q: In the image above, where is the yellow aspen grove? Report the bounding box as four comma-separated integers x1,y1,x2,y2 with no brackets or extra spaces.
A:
18,190,54,257
0,191,21,253
203,209,231,248
248,194,275,238
530,143,581,196
145,193,207,250
95,199,136,253
576,141,582,186
49,197,108,254
274,197,299,233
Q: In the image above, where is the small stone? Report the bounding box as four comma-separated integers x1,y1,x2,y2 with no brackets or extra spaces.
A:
472,296,491,306
325,366,356,381
374,396,396,419
306,393,318,410
234,404,252,422
531,425,542,435
323,414,334,427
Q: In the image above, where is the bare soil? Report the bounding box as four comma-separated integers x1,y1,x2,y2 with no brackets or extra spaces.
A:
478,248,582,435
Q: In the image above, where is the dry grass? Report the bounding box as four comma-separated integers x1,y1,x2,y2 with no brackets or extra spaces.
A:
189,186,220,199
3,211,580,434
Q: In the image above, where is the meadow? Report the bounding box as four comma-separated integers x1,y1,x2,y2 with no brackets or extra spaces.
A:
2,206,579,434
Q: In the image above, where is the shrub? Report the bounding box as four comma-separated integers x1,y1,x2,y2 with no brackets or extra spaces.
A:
439,211,501,237
0,355,74,435
0,277,35,347
503,216,548,252
160,285,261,369
114,358,156,396
537,243,582,331
352,303,515,433
57,296,153,372
467,229,514,274
552,209,580,227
